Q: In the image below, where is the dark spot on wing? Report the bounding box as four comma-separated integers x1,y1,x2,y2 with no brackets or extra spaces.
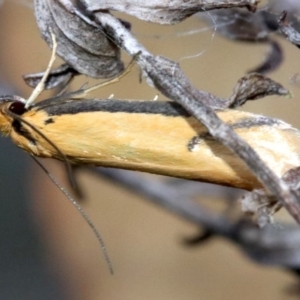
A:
187,133,213,151
187,115,281,151
230,116,280,129
44,118,54,125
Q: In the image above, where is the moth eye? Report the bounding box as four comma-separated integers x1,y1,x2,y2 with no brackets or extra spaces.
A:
9,101,27,115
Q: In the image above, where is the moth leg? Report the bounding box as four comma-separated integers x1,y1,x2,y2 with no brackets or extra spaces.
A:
25,28,58,108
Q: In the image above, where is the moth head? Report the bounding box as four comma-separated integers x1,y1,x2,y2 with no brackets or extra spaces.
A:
0,95,27,135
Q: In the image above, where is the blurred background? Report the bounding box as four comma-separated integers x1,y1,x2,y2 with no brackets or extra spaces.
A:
0,1,300,299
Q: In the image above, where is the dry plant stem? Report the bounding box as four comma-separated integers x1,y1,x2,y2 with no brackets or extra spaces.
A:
97,169,300,268
93,12,300,223
279,11,300,47
97,169,234,235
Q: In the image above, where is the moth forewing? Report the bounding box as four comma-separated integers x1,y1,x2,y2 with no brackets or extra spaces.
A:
1,97,300,191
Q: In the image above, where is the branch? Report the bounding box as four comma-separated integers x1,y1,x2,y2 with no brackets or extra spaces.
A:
91,11,300,223
83,0,258,24
94,168,300,268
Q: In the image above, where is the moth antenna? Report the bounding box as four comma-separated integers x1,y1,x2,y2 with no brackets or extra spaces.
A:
7,110,113,270
26,27,58,108
32,157,114,274
6,109,77,191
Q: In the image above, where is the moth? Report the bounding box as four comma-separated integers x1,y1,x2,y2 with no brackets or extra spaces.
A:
1,91,300,191
1,31,300,272
1,29,300,192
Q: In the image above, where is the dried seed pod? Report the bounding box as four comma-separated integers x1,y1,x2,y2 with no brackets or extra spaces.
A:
34,0,124,78
23,64,78,90
228,73,289,108
83,0,258,25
